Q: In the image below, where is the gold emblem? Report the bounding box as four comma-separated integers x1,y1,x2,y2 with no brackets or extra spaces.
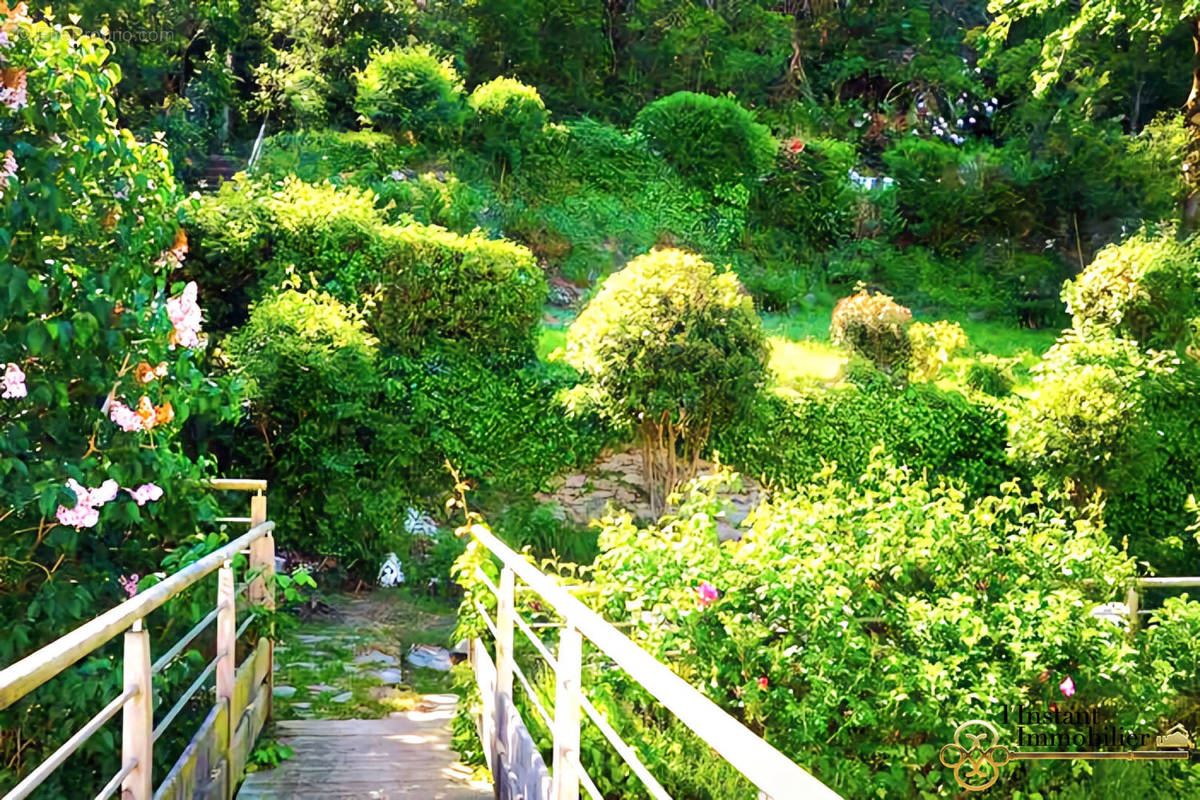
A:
939,720,1011,791
1156,723,1194,750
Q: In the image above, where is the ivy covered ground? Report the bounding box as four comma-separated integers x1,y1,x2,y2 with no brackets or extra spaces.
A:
5,0,1200,798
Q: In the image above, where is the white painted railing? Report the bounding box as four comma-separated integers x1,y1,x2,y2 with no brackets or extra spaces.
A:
464,523,844,800
0,480,275,800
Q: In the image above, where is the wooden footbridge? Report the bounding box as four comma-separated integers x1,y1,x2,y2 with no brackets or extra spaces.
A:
0,481,847,800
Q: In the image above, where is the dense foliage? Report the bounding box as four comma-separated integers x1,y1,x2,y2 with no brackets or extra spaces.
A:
564,249,767,511
566,458,1200,798
8,0,1200,797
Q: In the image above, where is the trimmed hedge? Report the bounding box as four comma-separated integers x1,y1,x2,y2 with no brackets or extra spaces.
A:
372,224,546,358
714,383,1009,496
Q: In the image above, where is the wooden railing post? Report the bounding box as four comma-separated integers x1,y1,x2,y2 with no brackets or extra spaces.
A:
247,491,274,718
551,623,582,800
1126,584,1141,632
216,561,236,799
496,567,515,703
121,620,153,800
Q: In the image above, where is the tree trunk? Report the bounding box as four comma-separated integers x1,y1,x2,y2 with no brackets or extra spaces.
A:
1182,17,1200,232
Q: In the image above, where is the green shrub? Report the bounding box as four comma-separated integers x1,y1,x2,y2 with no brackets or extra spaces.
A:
714,383,1009,496
830,289,914,370
493,501,599,564
185,178,278,331
907,320,968,381
1064,228,1200,352
373,171,500,235
965,360,1015,397
224,290,414,565
371,224,546,359
354,45,467,143
633,92,775,189
1008,331,1156,496
1009,330,1200,572
387,349,615,495
751,137,856,249
566,456,1198,798
881,137,1047,248
563,248,768,511
468,77,549,171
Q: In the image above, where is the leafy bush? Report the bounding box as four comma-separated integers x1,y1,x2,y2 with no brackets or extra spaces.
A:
881,137,1048,248
493,501,600,564
1009,330,1200,571
373,171,500,235
387,350,615,496
633,92,775,189
829,289,913,370
371,224,546,359
907,320,968,381
1008,331,1158,496
563,248,768,511
224,290,413,566
751,137,856,249
1064,228,1200,352
965,359,1015,397
0,17,237,791
570,456,1200,798
354,45,467,143
468,77,549,172
714,384,1009,496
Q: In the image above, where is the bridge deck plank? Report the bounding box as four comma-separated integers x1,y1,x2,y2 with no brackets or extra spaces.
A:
235,694,489,800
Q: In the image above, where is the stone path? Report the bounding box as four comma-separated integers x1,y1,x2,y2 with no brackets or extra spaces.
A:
237,694,488,799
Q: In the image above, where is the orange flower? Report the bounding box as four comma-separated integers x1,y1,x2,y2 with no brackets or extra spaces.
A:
135,362,157,384
154,401,174,426
135,396,156,430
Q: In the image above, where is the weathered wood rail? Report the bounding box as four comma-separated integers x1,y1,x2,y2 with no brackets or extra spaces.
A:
464,523,845,800
0,479,275,800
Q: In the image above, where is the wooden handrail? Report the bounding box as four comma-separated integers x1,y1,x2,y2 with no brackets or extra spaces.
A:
207,478,267,493
466,523,843,800
0,520,274,710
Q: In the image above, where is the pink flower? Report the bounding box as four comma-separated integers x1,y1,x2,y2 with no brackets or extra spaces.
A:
0,31,9,49
0,71,27,111
696,581,719,609
1059,676,1076,697
55,477,121,529
757,676,769,690
166,281,202,349
118,574,139,598
128,483,163,506
91,479,119,505
56,502,99,528
108,399,143,432
2,362,26,398
0,150,16,200
785,137,805,155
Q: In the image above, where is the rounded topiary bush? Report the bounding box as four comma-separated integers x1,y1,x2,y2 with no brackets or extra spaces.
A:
468,77,549,170
371,223,546,359
564,247,768,511
354,45,466,143
1064,228,1200,352
830,289,913,370
633,91,775,188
